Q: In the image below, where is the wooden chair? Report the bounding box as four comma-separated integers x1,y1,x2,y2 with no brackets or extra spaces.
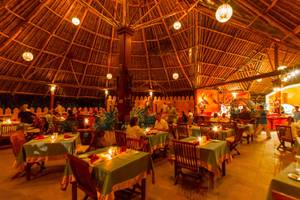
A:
67,154,98,200
76,128,96,153
272,190,297,200
10,130,45,180
226,127,244,156
276,125,295,151
115,130,127,147
176,124,189,139
126,137,148,152
173,140,200,185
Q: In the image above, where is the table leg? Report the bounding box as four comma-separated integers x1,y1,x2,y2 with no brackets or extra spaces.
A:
25,163,32,180
222,160,226,176
71,182,77,200
141,178,146,200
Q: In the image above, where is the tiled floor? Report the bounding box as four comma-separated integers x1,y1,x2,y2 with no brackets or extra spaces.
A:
0,132,295,200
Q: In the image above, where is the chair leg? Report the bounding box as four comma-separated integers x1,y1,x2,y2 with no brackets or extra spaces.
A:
234,147,240,155
25,163,32,180
83,194,88,200
71,182,77,200
141,178,146,200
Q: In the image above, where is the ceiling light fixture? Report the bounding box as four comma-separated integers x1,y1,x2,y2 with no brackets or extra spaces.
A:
22,51,34,61
277,65,287,71
215,3,233,23
173,21,181,30
71,17,80,26
105,89,108,95
106,73,112,80
172,73,179,80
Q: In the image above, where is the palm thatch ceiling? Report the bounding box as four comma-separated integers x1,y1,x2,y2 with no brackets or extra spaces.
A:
1,0,300,98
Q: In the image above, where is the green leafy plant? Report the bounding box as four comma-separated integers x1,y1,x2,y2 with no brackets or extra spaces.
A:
94,109,118,131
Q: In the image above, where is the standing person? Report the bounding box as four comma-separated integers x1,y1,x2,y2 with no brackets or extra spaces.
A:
293,106,300,122
254,105,271,139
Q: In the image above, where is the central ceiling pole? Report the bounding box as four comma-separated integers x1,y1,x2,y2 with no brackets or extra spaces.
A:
117,0,134,122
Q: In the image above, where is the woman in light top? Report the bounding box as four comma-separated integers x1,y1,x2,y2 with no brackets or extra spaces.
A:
126,117,145,138
154,114,169,131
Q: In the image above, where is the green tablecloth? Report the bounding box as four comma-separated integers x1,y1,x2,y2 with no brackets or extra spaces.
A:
267,163,300,199
217,128,234,140
64,147,153,197
189,126,234,140
146,131,169,152
181,137,231,175
16,133,80,164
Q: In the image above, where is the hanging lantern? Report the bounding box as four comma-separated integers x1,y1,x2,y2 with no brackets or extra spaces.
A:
149,91,153,96
49,84,56,93
173,21,181,30
172,72,179,80
231,92,237,99
106,73,112,80
215,3,233,23
71,17,80,26
22,51,34,61
105,89,108,95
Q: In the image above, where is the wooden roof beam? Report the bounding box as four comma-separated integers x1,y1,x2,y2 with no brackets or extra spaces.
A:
236,0,300,43
0,0,50,52
77,2,104,98
155,0,194,89
140,7,152,90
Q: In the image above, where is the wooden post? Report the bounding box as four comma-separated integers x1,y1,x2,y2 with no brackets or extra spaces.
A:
117,27,134,122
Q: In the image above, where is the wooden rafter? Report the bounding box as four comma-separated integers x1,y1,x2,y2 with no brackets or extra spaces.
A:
52,0,92,84
94,0,120,25
236,0,300,43
140,7,152,90
155,0,193,89
0,0,50,52
77,2,104,98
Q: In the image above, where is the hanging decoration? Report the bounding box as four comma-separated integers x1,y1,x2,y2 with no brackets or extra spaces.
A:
71,17,80,26
215,3,233,23
22,51,34,61
173,21,181,30
106,73,112,80
172,73,179,80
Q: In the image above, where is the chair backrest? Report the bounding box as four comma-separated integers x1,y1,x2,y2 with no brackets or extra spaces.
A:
115,130,127,147
67,154,97,198
173,140,198,171
234,127,244,143
126,137,148,152
272,190,297,200
276,125,293,141
177,124,189,139
10,130,26,157
1,124,18,137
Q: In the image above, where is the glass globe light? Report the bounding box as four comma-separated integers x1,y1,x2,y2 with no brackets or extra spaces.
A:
173,21,181,30
106,73,112,80
71,17,80,26
22,51,34,61
215,3,233,23
172,73,179,80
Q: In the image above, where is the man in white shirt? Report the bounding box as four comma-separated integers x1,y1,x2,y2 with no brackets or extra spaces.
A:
154,114,169,131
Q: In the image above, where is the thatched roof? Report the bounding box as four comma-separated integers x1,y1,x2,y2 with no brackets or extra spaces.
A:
1,0,300,98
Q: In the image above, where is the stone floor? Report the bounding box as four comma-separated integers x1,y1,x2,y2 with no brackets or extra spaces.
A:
0,132,296,200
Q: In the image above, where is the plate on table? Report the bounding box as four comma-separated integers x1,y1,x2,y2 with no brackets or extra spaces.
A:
288,172,300,181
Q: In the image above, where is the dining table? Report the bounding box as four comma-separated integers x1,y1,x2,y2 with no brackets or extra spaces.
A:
189,125,234,140
63,147,154,200
267,162,300,199
179,136,231,177
144,129,169,153
15,133,80,181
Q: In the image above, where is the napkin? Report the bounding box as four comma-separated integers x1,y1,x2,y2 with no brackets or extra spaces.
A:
35,135,45,140
88,154,99,164
64,134,73,139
